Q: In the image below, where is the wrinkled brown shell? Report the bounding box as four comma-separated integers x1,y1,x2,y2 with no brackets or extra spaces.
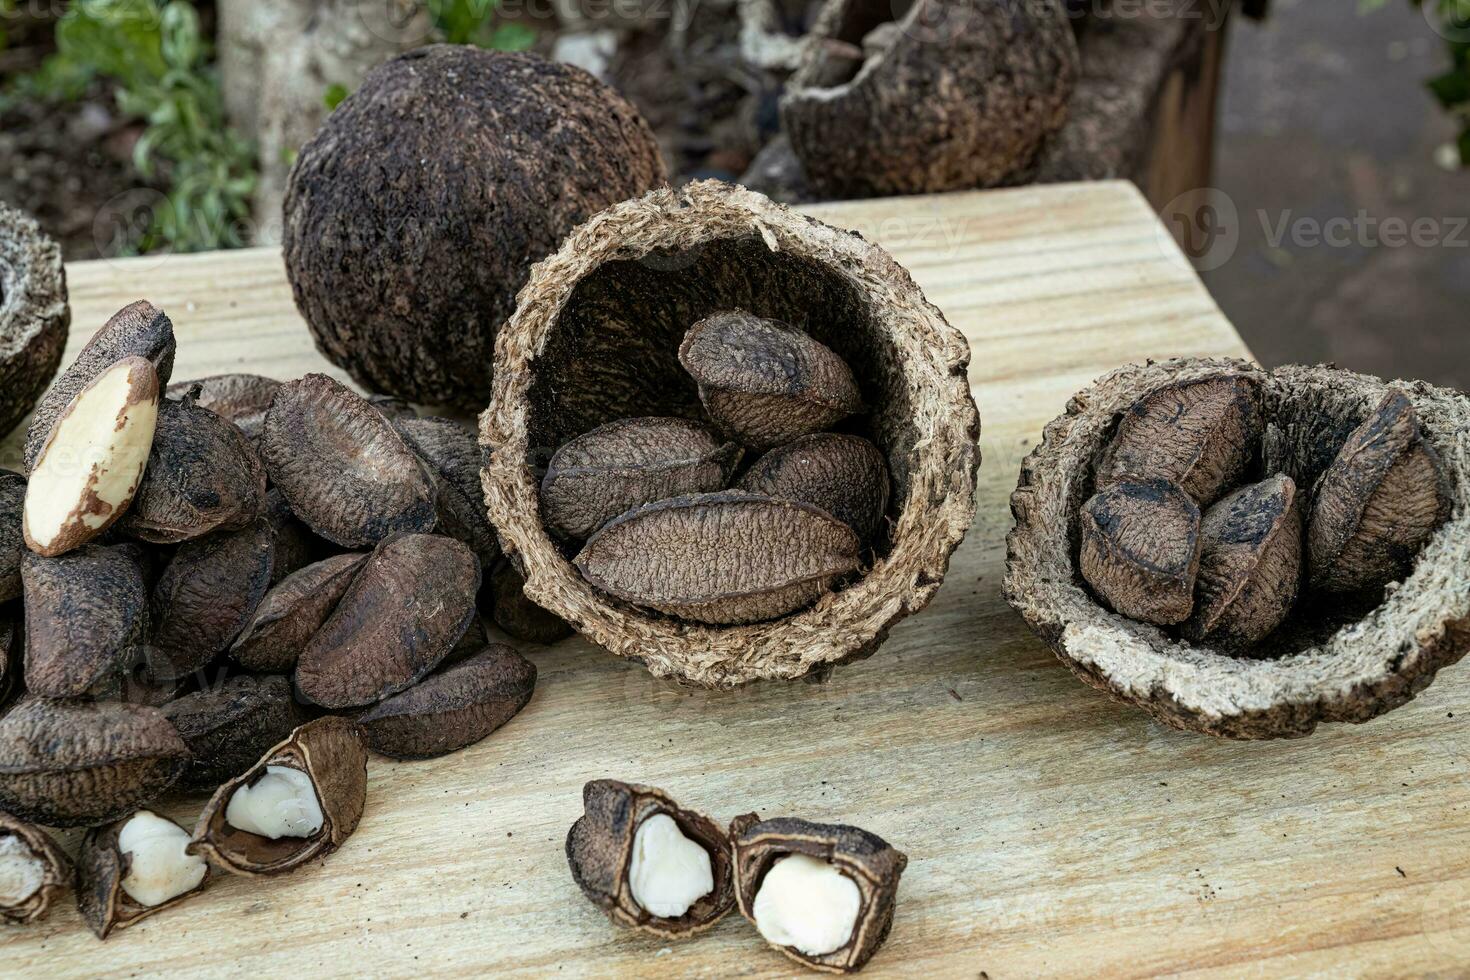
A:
264,488,316,585
261,374,437,548
488,559,574,645
781,0,1078,198
23,299,173,470
730,814,908,974
1006,358,1470,738
166,373,280,443
231,552,368,673
0,812,72,924
190,715,367,877
283,45,667,409
0,615,18,709
1079,478,1202,626
393,415,501,565
295,533,480,709
540,416,741,542
736,433,890,545
566,780,735,938
0,470,24,602
22,544,148,698
151,517,275,677
0,202,69,442
78,811,209,939
161,674,307,790
481,181,980,686
358,644,535,759
0,699,189,827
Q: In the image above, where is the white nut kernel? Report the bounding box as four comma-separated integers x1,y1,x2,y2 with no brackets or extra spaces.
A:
628,812,714,919
224,765,325,839
117,811,207,907
0,835,45,905
752,853,860,956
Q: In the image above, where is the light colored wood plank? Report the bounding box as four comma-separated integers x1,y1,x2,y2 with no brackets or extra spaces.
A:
4,181,1465,979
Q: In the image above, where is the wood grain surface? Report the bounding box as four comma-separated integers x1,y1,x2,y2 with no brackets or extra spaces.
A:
3,181,1466,979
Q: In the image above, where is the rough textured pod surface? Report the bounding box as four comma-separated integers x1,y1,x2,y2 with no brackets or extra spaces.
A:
0,470,28,602
166,373,280,444
190,716,367,877
1078,478,1202,626
1005,357,1470,739
566,780,735,938
151,517,275,677
283,45,667,409
0,812,72,924
730,814,908,974
22,544,149,698
0,201,69,441
481,181,980,686
161,674,307,790
736,433,890,545
781,0,1078,198
78,812,209,939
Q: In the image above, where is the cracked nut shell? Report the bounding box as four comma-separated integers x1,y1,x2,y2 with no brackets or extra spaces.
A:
230,552,368,673
1079,478,1203,626
78,811,209,939
0,812,72,924
161,674,307,790
21,543,149,698
735,433,890,546
0,201,69,442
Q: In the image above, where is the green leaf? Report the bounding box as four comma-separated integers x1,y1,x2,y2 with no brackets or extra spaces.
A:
487,21,536,52
1459,128,1470,166
1428,68,1470,106
324,83,350,110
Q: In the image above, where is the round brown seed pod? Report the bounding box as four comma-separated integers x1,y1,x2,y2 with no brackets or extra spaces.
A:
481,181,980,686
392,416,500,566
190,716,367,877
22,544,149,699
23,300,173,471
679,312,862,450
0,699,189,827
781,0,1078,198
0,201,69,442
0,469,26,602
230,552,368,674
1307,389,1453,594
1182,475,1303,653
357,644,535,759
161,675,308,791
1006,357,1470,738
261,374,437,549
283,45,667,409
730,814,908,974
295,533,480,710
540,416,742,542
1078,478,1202,626
0,812,72,924
78,810,210,939
165,373,280,444
488,559,573,645
566,780,736,938
735,433,890,545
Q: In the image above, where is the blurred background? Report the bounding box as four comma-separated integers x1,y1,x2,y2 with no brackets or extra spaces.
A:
1,0,1465,388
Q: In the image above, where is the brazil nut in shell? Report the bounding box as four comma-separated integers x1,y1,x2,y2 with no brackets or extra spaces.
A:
0,812,72,924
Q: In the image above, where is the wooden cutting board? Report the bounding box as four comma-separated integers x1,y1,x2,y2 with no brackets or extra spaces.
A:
4,182,1467,978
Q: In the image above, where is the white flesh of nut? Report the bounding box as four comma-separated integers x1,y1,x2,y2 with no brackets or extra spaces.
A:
752,853,861,957
627,813,714,919
23,357,159,555
224,765,325,839
117,811,207,907
0,835,45,905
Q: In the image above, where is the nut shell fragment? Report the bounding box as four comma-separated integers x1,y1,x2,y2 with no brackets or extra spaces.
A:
21,544,149,698
151,517,275,676
161,675,307,790
191,716,367,877
0,470,26,602
230,552,368,673
0,812,72,924
488,559,573,645
165,373,280,443
1079,478,1202,626
78,811,209,939
393,416,500,565
736,433,889,545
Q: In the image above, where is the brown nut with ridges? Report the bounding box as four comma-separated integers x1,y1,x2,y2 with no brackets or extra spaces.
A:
0,812,72,924
730,814,907,974
735,433,890,546
151,517,275,676
78,809,210,939
166,373,280,444
264,488,317,585
161,675,307,791
566,780,735,937
488,559,574,645
190,716,367,877
230,552,368,673
0,201,69,443
0,615,18,710
392,415,501,566
1079,478,1203,626
0,470,25,602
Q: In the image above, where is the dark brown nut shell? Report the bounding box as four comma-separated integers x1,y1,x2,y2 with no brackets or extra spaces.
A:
165,373,280,444
1182,475,1304,653
264,488,316,585
366,394,417,420
23,299,174,471
781,0,1078,198
151,517,275,677
678,312,862,450
0,202,69,442
488,559,574,645
190,715,367,877
0,699,189,827
730,814,908,973
261,374,438,548
120,394,268,543
0,812,72,924
392,416,501,565
540,417,742,542
565,779,735,938
78,811,209,939
0,615,18,710
21,544,149,698
357,644,535,759
575,491,862,625
735,433,890,545
1079,478,1202,626
161,674,307,790
230,552,368,673
1307,390,1454,594
295,533,480,709
1,470,28,602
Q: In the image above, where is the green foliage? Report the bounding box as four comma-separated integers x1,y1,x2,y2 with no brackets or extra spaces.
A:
429,0,536,51
323,83,351,111
1412,0,1470,165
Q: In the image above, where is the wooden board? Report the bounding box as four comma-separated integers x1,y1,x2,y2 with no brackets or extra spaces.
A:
4,181,1467,978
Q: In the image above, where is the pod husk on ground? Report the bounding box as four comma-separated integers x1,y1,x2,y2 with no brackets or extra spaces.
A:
151,518,275,677
736,433,890,545
0,470,25,602
0,812,72,924
0,202,68,443
231,552,368,673
480,181,980,686
1005,358,1470,739
161,675,307,790
730,814,908,973
0,698,190,827
21,544,149,698
488,559,573,645
358,644,535,759
781,0,1078,198
566,780,735,938
393,416,500,565
190,716,367,877
166,373,280,444
78,811,209,939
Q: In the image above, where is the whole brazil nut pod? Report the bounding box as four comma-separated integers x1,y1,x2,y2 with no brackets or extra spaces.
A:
736,433,890,546
0,812,72,924
161,675,307,790
1005,358,1470,739
480,181,980,686
78,810,209,939
190,716,367,877
566,780,736,937
392,416,501,566
22,543,149,698
730,815,908,973
0,201,69,441
231,552,369,673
